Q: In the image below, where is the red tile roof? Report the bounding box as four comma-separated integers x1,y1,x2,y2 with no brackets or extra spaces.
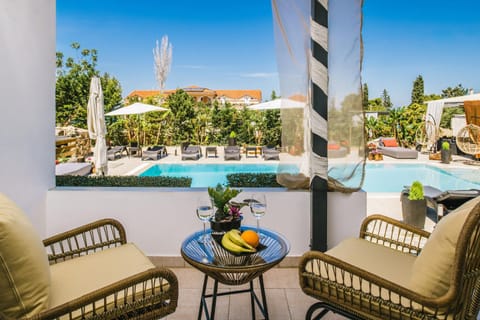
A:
126,87,262,101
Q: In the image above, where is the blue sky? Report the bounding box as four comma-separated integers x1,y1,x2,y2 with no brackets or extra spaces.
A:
57,0,480,107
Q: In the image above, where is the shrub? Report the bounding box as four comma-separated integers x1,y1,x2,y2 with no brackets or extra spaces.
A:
408,180,424,200
226,173,283,188
56,175,192,187
441,141,450,150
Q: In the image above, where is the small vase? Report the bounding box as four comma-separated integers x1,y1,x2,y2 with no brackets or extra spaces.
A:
210,218,242,241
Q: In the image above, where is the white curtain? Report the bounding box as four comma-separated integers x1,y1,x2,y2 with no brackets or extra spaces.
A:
272,0,365,192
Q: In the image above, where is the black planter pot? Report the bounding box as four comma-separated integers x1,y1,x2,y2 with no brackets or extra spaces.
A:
401,194,426,229
210,218,241,241
441,149,451,164
228,138,237,146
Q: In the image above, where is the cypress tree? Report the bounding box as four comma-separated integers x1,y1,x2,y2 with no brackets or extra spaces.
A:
411,75,424,105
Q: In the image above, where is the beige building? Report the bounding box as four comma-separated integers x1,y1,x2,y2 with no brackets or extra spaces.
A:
126,85,262,107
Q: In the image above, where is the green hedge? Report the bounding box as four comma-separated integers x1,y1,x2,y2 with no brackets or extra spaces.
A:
226,173,283,188
56,175,192,187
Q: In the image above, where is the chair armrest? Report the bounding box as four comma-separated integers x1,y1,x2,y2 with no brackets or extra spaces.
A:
359,214,431,255
299,251,454,314
43,219,127,264
25,267,178,320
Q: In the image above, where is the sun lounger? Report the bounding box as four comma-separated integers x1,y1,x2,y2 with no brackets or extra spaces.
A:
262,146,280,160
181,145,201,160
142,145,167,161
55,162,92,176
377,137,418,159
377,146,418,159
224,146,241,160
107,146,126,161
328,143,349,158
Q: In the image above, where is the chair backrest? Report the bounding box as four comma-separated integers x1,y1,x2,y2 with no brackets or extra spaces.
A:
450,201,480,318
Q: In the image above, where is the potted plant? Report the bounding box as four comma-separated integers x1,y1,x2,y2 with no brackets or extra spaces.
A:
208,184,246,239
401,180,426,229
228,131,237,146
441,141,451,164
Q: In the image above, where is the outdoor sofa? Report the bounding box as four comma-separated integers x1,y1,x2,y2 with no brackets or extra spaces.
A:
377,137,418,159
142,145,167,161
0,193,178,319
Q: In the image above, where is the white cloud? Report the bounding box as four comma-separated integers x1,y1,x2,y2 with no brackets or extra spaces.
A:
240,72,278,78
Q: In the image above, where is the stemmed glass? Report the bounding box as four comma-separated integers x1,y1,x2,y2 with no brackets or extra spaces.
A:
249,193,267,234
196,195,214,243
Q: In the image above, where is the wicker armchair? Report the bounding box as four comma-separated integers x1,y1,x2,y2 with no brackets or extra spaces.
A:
299,198,480,320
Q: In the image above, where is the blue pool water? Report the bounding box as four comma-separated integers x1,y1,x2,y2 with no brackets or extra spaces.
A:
362,163,480,192
140,162,480,191
140,163,300,188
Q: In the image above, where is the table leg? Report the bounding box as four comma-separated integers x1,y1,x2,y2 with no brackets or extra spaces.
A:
211,279,219,320
198,274,208,320
259,274,269,320
249,281,256,320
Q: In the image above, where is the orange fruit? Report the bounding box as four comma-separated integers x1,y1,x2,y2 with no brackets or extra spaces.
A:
241,230,259,248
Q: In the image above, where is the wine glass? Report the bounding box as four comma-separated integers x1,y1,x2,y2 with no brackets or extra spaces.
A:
196,195,213,243
249,193,267,234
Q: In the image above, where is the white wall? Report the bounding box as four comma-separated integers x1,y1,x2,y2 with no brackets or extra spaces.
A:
0,0,56,232
46,189,366,256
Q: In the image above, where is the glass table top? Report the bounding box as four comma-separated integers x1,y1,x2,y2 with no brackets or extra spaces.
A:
181,226,290,269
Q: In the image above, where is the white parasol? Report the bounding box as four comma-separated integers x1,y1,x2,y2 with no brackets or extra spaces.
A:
247,98,305,110
87,76,108,175
105,102,168,116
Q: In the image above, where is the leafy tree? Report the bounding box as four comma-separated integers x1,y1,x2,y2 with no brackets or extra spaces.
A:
362,83,369,109
166,89,196,144
367,98,384,111
411,75,424,105
381,89,393,110
441,84,468,98
423,93,442,102
260,110,281,146
270,90,279,100
440,106,464,129
56,43,122,128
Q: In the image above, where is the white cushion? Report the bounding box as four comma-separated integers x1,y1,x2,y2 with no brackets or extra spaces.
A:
0,193,51,319
409,196,480,297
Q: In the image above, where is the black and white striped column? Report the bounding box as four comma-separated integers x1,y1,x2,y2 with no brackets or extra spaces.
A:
310,0,329,251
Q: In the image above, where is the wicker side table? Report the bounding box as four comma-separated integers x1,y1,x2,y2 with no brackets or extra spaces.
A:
181,227,290,320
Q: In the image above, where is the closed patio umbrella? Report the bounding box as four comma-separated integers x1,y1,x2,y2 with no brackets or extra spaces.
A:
87,76,108,175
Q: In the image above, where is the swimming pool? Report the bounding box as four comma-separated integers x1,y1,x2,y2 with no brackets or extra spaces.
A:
140,162,480,191
362,163,480,192
139,163,300,188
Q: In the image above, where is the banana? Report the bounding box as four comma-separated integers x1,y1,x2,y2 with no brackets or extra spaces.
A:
227,230,255,251
221,232,256,254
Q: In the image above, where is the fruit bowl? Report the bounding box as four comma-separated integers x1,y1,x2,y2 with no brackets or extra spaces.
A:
216,229,267,256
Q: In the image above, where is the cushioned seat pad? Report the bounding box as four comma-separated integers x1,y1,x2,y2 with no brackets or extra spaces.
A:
49,243,156,308
326,238,416,288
